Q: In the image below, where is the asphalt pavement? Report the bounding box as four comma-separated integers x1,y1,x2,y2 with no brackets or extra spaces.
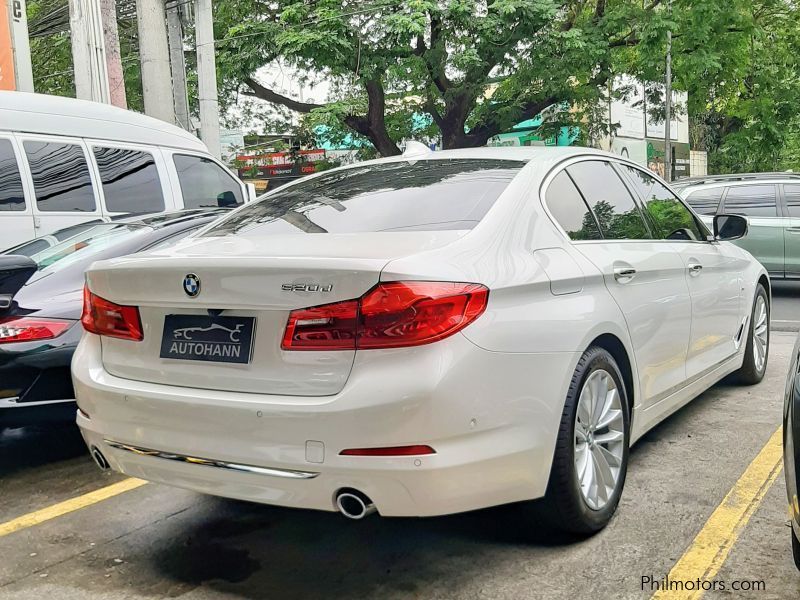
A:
1,334,799,599
771,280,800,331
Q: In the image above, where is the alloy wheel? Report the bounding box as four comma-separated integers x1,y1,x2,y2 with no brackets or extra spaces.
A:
753,295,768,374
574,369,625,511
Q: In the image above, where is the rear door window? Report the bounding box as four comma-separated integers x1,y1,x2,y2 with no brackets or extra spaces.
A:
94,147,165,213
565,160,650,240
684,187,724,215
203,159,525,236
784,184,800,218
0,139,25,211
545,171,602,240
24,140,96,212
723,185,778,217
173,154,243,209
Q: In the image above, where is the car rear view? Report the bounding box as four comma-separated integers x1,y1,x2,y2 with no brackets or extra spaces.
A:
73,156,549,518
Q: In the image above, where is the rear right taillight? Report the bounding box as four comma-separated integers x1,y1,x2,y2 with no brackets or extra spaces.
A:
282,281,488,351
81,286,143,341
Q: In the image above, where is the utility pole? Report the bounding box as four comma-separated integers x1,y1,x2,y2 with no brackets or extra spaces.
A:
69,0,110,103
195,0,221,158
136,0,175,123
664,0,672,182
166,1,190,130
7,0,34,91
100,0,126,107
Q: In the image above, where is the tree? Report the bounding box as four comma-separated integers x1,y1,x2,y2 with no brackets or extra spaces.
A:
214,0,787,157
682,1,800,172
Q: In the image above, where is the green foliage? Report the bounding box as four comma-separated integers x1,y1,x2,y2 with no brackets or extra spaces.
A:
214,0,800,158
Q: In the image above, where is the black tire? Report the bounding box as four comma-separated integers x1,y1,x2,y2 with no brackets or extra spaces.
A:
735,284,769,385
538,346,631,535
793,528,800,572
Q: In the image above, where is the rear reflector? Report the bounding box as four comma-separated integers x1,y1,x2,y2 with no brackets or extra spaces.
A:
0,317,71,344
282,281,488,350
81,286,143,341
340,445,436,456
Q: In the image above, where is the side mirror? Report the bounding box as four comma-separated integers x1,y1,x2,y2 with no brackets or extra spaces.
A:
713,214,748,241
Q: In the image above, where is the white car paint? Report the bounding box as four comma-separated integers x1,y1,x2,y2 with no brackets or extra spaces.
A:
72,146,768,520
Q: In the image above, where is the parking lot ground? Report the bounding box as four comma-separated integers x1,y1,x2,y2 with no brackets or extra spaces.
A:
771,280,800,332
0,334,798,600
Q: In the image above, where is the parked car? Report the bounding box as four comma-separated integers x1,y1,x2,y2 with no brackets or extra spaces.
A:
0,209,229,427
73,147,769,535
0,91,253,251
674,172,800,278
785,330,800,570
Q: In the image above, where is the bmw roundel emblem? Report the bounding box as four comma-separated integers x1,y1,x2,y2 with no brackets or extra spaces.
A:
183,273,201,297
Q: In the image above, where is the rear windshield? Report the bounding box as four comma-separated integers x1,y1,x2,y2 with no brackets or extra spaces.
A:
29,223,147,271
202,159,524,236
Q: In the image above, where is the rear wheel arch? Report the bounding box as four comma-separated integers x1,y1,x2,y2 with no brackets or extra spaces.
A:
589,333,635,419
757,273,770,302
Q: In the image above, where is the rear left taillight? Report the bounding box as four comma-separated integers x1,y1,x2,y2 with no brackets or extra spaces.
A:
0,317,72,344
81,286,143,341
282,281,488,351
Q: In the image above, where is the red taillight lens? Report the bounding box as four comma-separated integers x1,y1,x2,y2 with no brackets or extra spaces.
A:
0,317,71,344
281,299,358,350
281,281,488,351
81,286,143,341
340,445,436,456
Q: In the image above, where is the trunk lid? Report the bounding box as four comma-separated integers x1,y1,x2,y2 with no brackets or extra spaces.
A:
88,231,464,396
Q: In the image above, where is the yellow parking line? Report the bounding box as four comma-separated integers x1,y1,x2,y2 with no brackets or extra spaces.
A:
651,426,784,600
0,478,147,538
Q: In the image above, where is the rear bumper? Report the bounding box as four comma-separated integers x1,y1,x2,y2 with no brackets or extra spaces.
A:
73,333,580,517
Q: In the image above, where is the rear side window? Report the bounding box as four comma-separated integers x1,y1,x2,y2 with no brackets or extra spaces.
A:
621,166,705,241
545,171,601,240
566,160,650,240
203,159,525,236
784,184,800,218
723,185,778,217
94,147,165,213
0,139,25,211
24,140,96,212
173,155,243,209
684,187,724,215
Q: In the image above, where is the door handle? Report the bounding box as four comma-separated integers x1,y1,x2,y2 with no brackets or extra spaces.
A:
688,262,703,275
613,266,637,283
787,227,800,234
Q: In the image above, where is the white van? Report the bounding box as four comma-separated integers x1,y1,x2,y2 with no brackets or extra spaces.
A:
0,92,251,250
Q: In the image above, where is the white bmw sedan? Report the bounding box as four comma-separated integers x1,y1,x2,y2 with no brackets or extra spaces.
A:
73,147,770,534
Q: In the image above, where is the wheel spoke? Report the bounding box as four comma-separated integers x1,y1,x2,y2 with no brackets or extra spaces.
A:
593,429,624,446
591,448,612,504
597,442,622,468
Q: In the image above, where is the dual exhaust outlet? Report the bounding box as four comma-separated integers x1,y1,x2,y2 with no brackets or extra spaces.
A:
90,445,377,520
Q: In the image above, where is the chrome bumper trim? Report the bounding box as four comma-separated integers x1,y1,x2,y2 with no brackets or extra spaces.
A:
103,439,319,479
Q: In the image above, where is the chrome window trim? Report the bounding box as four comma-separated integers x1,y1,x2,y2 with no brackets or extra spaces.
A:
539,153,713,245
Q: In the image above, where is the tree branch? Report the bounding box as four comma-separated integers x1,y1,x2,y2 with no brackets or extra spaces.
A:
244,77,323,113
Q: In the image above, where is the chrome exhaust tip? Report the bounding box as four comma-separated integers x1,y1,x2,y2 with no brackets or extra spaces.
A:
336,490,376,520
90,446,110,470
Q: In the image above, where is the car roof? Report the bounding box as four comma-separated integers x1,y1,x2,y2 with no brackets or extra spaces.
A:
372,146,613,163
0,91,208,152
674,172,800,188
